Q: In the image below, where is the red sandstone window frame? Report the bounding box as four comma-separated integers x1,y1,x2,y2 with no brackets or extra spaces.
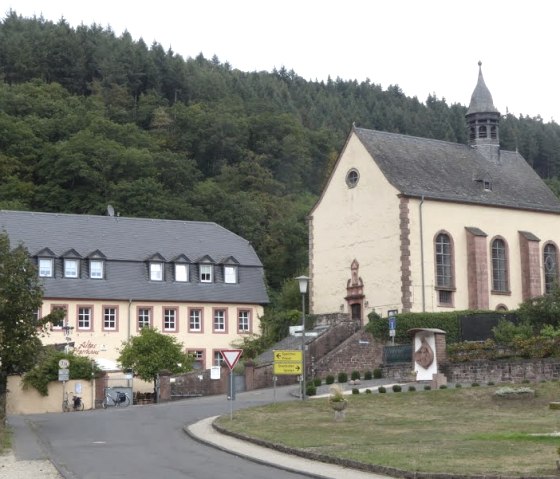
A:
434,231,456,307
76,305,94,331
543,242,559,295
490,236,510,294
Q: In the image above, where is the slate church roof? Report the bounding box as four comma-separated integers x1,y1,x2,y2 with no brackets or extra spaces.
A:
0,210,269,304
353,126,560,214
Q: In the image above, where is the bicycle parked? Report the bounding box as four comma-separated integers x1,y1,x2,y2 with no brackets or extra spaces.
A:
102,387,131,408
62,392,84,412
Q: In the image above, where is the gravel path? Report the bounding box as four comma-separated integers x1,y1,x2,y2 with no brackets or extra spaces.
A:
0,451,61,478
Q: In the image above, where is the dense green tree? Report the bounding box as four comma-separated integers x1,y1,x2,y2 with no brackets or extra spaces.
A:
118,328,192,401
0,233,65,419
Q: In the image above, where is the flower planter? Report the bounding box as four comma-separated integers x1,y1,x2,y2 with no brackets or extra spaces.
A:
330,400,348,411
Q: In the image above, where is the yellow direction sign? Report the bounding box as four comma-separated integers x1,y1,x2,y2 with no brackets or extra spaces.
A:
273,350,302,362
273,362,302,375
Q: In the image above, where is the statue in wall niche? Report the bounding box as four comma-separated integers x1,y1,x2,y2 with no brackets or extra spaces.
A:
347,259,363,287
414,336,434,369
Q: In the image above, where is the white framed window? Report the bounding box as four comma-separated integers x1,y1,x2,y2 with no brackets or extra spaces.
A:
164,308,177,332
214,351,224,366
189,350,204,370
78,307,92,330
224,265,237,284
90,259,104,279
189,309,202,332
150,262,163,281
39,258,54,277
213,309,226,332
103,307,117,331
64,259,79,278
200,264,212,283
138,308,151,329
238,310,250,332
175,263,188,282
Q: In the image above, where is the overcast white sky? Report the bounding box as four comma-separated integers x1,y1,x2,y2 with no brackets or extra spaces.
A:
5,0,560,122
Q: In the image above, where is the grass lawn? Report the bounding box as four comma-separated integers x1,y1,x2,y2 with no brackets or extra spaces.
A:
216,382,560,476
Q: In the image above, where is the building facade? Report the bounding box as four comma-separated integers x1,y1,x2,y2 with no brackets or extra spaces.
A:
309,64,560,323
0,210,269,370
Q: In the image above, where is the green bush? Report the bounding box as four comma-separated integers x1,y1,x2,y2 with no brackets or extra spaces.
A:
306,383,317,396
352,388,359,394
364,370,373,380
373,368,383,379
455,383,462,388
424,385,431,390
492,319,533,344
439,385,447,389
392,385,402,392
325,375,335,385
313,378,322,387
408,385,416,392
337,372,348,383
487,381,495,386
365,389,372,394
378,386,386,393
471,382,480,387
351,370,361,381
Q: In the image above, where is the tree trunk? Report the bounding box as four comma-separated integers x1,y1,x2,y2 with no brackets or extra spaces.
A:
0,370,8,425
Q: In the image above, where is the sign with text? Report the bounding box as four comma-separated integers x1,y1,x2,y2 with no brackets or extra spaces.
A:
273,362,302,375
274,350,302,362
58,369,69,381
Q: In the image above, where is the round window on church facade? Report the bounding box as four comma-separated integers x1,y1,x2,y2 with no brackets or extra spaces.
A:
346,168,360,188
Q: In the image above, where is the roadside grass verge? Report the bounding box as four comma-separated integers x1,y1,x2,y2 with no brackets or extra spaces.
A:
215,382,560,476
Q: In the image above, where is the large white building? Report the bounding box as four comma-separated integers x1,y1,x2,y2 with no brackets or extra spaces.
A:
309,64,560,323
0,210,269,369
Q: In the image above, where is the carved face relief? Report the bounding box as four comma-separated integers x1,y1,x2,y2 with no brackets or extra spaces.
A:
414,336,434,369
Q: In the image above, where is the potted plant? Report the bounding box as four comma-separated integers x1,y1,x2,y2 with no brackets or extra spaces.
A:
329,384,348,412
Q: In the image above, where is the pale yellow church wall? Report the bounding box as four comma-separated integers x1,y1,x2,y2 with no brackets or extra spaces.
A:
310,134,403,318
406,198,560,312
39,299,263,370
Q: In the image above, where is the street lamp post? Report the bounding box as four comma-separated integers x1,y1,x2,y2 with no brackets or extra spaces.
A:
296,275,309,400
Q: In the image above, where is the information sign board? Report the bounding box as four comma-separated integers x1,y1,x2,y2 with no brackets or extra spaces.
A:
273,362,302,375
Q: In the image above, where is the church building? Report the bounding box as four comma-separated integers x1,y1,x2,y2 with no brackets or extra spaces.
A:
309,63,560,323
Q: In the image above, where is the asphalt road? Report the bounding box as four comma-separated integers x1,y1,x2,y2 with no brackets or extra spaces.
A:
8,384,314,479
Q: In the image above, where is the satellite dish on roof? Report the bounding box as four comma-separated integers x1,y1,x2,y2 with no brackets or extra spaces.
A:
107,204,115,217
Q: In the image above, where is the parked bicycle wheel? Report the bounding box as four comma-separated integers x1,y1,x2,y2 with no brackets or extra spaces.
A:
120,395,131,407
62,400,70,412
74,401,85,411
101,397,113,409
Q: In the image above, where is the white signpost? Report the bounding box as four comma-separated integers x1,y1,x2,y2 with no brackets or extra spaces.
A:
58,359,70,411
220,349,243,420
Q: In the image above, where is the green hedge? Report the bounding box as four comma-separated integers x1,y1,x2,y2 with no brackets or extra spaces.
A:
366,310,489,344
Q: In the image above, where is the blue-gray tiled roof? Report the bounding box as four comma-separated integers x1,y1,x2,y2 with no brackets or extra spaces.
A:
353,127,560,214
0,211,269,305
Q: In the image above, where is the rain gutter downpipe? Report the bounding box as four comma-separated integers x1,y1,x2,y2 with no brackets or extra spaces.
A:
419,195,426,312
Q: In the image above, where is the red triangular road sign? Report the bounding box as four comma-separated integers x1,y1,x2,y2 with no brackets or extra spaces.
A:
221,349,243,370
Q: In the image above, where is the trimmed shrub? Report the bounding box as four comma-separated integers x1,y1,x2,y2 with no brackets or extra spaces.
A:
408,385,416,392
364,370,373,380
337,372,348,383
378,386,387,393
325,375,335,385
351,370,361,381
365,389,372,394
455,383,462,388
439,385,447,389
487,381,495,386
392,385,402,392
313,378,322,387
351,388,359,395
306,384,317,396
373,368,383,379
424,385,431,390
471,382,480,387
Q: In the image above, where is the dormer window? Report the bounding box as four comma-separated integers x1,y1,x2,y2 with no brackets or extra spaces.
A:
175,263,188,282
224,265,237,284
90,259,104,279
39,258,54,277
150,262,163,281
200,264,213,283
483,180,492,191
64,259,79,278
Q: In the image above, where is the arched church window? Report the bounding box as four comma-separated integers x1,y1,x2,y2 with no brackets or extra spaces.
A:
435,232,454,305
490,126,497,139
544,243,559,294
491,238,509,292
478,125,487,139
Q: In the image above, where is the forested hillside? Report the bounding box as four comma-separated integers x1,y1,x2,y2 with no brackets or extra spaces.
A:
2,12,560,292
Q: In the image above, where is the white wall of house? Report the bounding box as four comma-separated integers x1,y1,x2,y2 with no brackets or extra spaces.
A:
40,299,263,370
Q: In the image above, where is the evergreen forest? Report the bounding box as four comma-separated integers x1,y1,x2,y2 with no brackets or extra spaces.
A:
2,12,560,296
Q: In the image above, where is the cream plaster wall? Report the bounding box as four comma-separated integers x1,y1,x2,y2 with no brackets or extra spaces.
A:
40,299,263,370
310,133,403,319
311,133,560,318
407,198,560,312
7,376,95,415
